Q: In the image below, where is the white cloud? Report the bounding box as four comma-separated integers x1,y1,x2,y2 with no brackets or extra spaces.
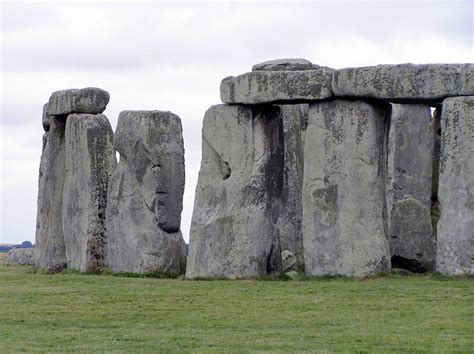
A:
1,0,472,244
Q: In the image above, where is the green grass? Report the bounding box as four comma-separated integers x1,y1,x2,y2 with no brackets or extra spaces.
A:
0,264,473,353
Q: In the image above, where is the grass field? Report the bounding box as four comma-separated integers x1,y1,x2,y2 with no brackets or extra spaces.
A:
0,262,473,352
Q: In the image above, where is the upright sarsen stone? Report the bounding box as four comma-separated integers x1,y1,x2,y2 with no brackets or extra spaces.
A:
303,100,390,277
186,105,284,279
437,96,474,275
278,104,307,270
386,104,436,272
35,105,68,272
106,110,186,274
62,114,116,273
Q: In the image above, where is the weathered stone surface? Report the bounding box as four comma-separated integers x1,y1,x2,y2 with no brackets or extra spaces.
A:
106,110,186,274
389,196,436,272
332,64,474,102
386,104,436,271
35,109,68,272
4,248,35,266
437,96,474,275
48,87,110,116
186,104,283,279
62,114,117,273
303,100,390,277
220,68,334,104
42,103,50,131
277,104,307,270
252,58,316,71
281,250,297,272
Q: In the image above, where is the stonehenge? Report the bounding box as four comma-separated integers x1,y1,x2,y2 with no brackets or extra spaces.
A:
34,59,473,278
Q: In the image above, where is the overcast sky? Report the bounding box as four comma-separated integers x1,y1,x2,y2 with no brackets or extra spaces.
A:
1,0,472,245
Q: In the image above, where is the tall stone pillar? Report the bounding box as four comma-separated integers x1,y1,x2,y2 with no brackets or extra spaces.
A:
437,96,474,275
303,99,391,277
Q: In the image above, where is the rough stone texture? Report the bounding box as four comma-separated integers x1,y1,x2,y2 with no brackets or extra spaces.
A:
4,248,35,266
220,68,334,104
386,104,435,271
35,110,68,272
106,110,186,274
48,87,110,116
437,96,474,276
431,107,442,222
303,100,391,277
277,104,307,270
332,64,474,103
281,250,297,272
186,104,284,279
389,196,436,272
252,58,316,71
62,114,117,273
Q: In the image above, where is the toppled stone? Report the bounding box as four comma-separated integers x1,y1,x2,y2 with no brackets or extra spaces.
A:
437,96,474,276
186,104,283,279
277,104,307,270
281,250,297,272
386,104,436,271
4,248,35,266
332,64,474,103
302,100,391,277
106,110,186,274
35,106,68,273
252,58,317,71
220,68,334,104
62,114,117,273
48,87,110,116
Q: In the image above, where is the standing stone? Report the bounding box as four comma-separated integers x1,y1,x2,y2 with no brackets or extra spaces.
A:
386,104,436,272
35,105,68,272
437,96,474,275
186,104,284,279
62,114,117,273
277,104,307,270
303,100,390,277
106,110,186,274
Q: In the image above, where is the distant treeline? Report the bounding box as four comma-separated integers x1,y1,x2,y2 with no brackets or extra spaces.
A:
0,241,33,253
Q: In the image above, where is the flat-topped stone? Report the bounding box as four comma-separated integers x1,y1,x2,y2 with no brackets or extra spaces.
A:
332,64,474,102
252,58,316,71
48,87,110,116
5,248,35,266
220,67,334,104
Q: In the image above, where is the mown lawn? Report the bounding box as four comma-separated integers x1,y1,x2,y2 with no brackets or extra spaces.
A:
0,262,473,353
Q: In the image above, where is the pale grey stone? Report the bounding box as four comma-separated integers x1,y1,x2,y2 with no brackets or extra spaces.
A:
106,110,186,274
303,100,391,277
48,87,110,116
281,250,297,272
4,248,35,266
437,96,474,276
285,270,299,279
35,111,68,273
389,196,436,272
62,114,117,273
386,104,436,271
252,58,316,71
277,104,307,270
186,104,283,279
220,68,334,104
332,64,474,102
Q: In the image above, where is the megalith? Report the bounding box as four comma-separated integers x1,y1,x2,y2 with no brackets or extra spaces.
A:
35,103,68,272
62,114,116,273
302,99,391,277
386,104,436,272
186,104,284,279
437,96,474,275
277,104,307,270
106,110,186,274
